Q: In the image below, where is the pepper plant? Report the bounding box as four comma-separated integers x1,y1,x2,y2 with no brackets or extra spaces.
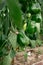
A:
0,0,42,65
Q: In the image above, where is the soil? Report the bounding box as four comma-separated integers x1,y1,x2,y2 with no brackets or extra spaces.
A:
11,46,43,65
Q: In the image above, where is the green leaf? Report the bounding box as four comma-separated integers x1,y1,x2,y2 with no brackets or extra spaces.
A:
3,53,12,65
8,31,17,50
36,13,42,22
17,31,29,47
36,39,42,46
26,21,35,34
31,13,42,23
10,49,16,58
30,40,36,48
31,2,41,14
7,0,23,29
24,52,27,60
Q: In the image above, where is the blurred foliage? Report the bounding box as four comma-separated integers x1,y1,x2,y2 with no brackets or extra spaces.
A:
7,0,23,29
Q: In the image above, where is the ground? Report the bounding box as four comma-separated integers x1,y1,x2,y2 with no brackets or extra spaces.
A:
11,46,43,65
